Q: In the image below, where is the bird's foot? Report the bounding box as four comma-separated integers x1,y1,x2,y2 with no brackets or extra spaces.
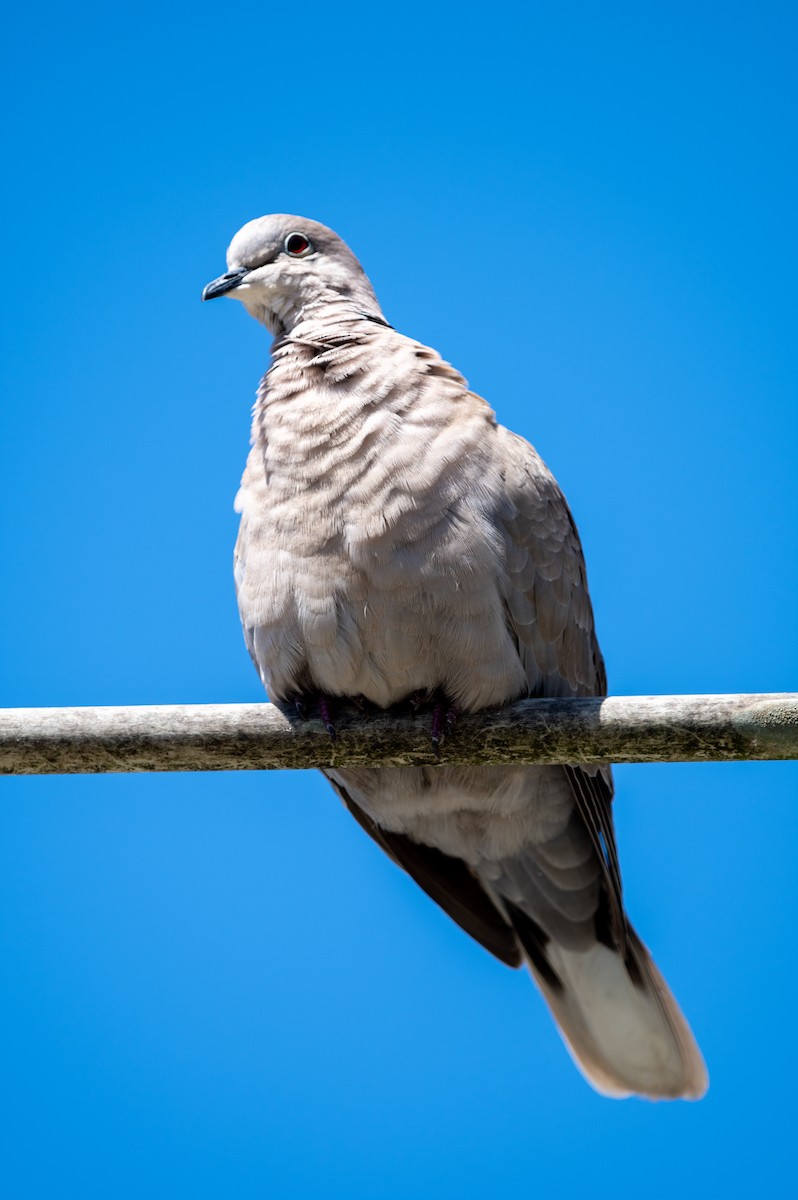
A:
431,695,460,758
292,693,338,741
317,695,337,741
444,703,460,738
350,694,374,718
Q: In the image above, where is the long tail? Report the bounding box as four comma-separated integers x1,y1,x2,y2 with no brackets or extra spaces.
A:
508,903,708,1099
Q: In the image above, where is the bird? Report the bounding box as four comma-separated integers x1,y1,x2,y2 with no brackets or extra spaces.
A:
202,214,708,1100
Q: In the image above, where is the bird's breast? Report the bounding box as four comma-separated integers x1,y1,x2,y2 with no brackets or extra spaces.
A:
234,376,526,709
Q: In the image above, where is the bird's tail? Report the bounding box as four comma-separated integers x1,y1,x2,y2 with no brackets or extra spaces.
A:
509,904,708,1099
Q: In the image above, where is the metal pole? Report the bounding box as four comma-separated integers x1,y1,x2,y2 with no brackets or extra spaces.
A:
1,693,796,776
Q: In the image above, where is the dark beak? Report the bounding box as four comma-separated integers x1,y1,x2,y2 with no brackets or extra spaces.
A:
201,267,249,302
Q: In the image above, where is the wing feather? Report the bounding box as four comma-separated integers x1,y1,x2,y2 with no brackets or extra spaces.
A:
495,428,626,946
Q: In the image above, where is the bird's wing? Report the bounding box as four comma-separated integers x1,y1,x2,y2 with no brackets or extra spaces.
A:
493,425,626,945
328,772,521,967
325,416,706,1098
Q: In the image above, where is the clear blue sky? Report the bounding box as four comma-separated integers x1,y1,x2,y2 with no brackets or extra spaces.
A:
1,2,796,1196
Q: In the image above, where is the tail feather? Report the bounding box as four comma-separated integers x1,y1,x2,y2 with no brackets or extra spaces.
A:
513,912,707,1099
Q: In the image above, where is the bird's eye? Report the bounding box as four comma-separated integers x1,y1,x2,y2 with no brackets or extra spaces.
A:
284,232,313,257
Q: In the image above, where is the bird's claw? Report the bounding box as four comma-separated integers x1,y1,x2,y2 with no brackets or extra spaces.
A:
430,697,459,757
317,695,337,741
293,693,337,739
445,704,460,737
350,694,373,718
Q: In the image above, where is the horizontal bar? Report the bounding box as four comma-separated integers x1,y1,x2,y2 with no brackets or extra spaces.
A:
0,694,796,776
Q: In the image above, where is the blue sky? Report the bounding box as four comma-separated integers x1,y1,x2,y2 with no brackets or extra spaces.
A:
1,2,796,1196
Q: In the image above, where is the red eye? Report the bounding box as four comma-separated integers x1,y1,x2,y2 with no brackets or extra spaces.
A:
285,232,312,257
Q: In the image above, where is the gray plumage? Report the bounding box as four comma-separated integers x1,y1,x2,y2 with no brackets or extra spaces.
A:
203,214,708,1100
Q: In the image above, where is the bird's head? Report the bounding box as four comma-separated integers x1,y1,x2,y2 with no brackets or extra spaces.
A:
201,214,380,335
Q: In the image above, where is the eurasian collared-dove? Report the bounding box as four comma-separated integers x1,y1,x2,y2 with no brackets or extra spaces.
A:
202,214,707,1100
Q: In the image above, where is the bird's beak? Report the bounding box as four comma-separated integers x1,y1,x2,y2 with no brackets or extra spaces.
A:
201,267,250,302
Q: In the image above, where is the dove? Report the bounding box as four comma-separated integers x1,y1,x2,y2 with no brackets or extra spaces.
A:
202,214,708,1099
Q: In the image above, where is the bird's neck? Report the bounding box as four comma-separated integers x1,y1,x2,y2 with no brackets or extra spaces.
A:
252,301,398,454
257,283,384,339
